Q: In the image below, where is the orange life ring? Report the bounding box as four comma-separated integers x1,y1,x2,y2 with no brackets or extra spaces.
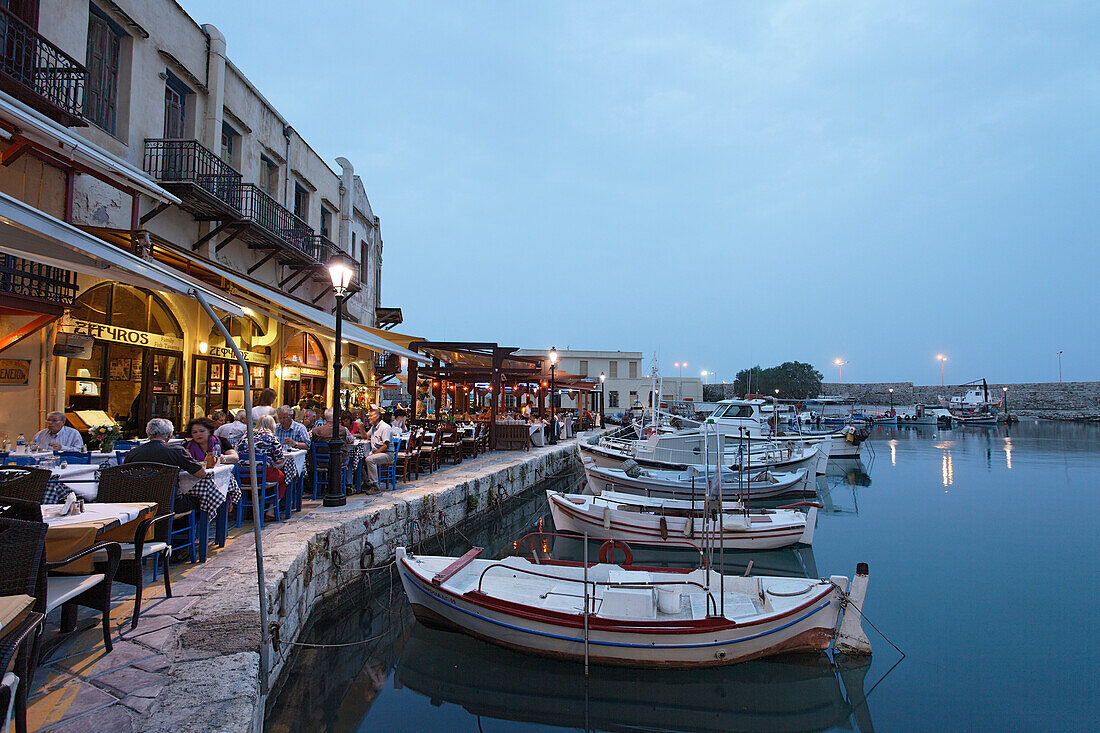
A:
644,427,657,437
598,539,634,565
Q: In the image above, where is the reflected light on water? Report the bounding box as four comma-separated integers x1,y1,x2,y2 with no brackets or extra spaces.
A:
942,451,954,487
1004,438,1013,469
888,439,898,466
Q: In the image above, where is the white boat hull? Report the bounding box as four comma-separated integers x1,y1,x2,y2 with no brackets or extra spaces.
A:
548,491,816,550
584,463,813,501
397,549,869,668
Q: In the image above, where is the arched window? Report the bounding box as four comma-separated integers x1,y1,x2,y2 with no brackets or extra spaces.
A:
282,332,328,407
341,363,367,384
283,332,326,369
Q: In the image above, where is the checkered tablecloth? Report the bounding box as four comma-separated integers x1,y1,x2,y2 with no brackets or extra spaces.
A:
179,464,242,514
348,440,368,474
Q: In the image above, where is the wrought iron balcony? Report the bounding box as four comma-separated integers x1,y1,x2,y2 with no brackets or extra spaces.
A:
236,183,317,264
143,139,242,220
0,255,77,312
310,234,338,264
374,352,401,378
0,7,88,127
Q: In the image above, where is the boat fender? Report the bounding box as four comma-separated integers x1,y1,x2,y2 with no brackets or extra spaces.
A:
659,516,668,540
598,539,633,566
603,505,611,530
683,516,693,538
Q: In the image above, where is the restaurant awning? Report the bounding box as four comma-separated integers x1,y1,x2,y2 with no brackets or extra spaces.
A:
0,191,242,315
0,91,180,205
163,245,430,364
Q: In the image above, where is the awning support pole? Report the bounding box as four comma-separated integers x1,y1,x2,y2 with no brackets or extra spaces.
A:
190,288,271,694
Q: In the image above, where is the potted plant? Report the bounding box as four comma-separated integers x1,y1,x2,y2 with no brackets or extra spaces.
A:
89,424,123,452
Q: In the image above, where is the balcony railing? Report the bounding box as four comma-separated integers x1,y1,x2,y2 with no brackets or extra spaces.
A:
0,255,77,307
309,234,338,265
237,183,316,261
374,352,401,377
0,7,88,126
144,139,242,218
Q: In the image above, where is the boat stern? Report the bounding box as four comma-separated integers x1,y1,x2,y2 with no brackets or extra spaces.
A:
832,563,872,656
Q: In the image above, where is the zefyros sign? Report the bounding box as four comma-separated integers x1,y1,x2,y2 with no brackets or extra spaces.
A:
64,320,184,352
0,359,31,385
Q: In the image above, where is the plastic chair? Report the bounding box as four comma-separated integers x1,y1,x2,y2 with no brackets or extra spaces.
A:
378,436,401,490
233,456,281,529
57,451,91,464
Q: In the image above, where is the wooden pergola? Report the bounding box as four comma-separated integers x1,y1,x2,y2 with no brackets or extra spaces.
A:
406,341,600,449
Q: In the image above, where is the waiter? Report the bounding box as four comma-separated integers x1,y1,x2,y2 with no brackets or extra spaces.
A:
33,411,85,451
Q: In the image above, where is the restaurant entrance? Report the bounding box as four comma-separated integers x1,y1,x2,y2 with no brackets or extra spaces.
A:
281,332,327,407
64,284,184,434
191,315,271,420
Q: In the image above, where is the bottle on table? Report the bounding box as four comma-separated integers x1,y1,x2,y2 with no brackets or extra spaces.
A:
16,433,26,453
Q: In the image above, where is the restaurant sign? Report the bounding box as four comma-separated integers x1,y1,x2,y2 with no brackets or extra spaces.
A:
280,366,301,381
0,359,31,385
65,320,184,352
206,345,270,365
300,366,327,377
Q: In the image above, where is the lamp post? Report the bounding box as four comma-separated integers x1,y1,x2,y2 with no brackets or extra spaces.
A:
549,347,558,444
324,252,355,508
833,358,847,384
1057,351,1063,383
700,370,709,385
1002,386,1009,414
599,371,606,428
888,387,894,408
937,354,947,386
674,361,686,400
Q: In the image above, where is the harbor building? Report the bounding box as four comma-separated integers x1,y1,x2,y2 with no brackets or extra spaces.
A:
0,0,420,440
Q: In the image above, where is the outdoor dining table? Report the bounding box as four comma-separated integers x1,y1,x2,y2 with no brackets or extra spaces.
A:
42,501,158,574
0,594,34,640
180,463,242,562
529,423,546,447
46,463,101,502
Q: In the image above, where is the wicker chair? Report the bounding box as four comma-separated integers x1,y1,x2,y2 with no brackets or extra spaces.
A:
93,463,180,630
0,467,51,504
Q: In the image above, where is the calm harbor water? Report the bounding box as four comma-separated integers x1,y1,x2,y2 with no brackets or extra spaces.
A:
266,421,1100,732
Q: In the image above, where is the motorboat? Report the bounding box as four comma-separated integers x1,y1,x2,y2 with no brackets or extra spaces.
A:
942,380,1002,425
580,436,829,476
396,546,871,668
583,461,814,501
397,621,878,732
898,403,948,425
547,489,818,550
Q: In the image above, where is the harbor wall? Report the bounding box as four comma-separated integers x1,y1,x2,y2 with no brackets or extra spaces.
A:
140,441,583,733
703,381,1100,420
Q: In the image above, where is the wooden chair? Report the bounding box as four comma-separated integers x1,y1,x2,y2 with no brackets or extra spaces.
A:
93,463,180,630
0,467,51,504
461,426,478,459
476,423,490,453
439,426,463,466
395,429,421,482
418,429,442,474
234,456,281,529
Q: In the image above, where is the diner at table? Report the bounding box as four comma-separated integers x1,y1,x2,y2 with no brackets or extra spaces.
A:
32,412,85,452
274,406,311,450
238,415,288,504
363,407,395,492
214,409,248,446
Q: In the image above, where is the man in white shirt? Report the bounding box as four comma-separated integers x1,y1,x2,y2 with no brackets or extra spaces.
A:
215,410,248,446
33,412,85,451
364,407,394,491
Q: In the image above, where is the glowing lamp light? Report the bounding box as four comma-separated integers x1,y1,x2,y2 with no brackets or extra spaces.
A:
549,347,558,365
198,341,208,354
326,251,356,296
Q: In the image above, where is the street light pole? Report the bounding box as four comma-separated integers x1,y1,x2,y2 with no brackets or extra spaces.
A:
599,371,606,428
674,361,686,400
549,347,558,444
1057,351,1063,383
1002,386,1009,414
325,252,356,508
937,354,947,386
888,387,894,409
833,359,847,384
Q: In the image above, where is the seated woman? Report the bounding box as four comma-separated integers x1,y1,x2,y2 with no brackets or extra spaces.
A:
184,417,239,465
236,414,287,500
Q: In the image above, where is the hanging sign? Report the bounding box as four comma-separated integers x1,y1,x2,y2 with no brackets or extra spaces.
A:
299,366,327,377
0,359,31,385
64,319,184,351
206,345,270,364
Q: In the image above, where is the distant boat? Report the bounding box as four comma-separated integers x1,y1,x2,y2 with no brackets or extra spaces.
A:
548,488,818,550
584,461,814,501
396,546,872,668
941,380,1002,426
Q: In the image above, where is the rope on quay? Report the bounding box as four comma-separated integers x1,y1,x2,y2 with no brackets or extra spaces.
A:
829,579,906,660
278,631,389,649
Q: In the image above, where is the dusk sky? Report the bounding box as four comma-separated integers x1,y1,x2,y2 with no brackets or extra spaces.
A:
182,1,1099,385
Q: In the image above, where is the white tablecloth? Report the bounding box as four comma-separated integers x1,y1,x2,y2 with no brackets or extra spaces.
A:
48,464,101,501
285,449,308,476
42,502,149,528
529,424,545,447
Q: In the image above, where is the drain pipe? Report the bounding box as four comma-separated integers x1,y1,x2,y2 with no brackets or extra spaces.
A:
190,288,271,694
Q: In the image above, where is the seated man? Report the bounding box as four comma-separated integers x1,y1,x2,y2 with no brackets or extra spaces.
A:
363,407,395,491
215,409,248,446
124,418,206,509
274,405,310,450
33,411,85,451
309,409,350,444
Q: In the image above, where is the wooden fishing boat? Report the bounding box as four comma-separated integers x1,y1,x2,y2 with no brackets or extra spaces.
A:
396,547,871,668
548,489,819,549
583,461,813,501
580,438,829,476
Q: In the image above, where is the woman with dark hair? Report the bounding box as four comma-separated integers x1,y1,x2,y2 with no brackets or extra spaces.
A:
184,416,239,465
250,387,278,421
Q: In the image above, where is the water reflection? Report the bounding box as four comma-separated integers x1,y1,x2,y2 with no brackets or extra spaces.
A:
1004,437,1013,469
942,451,954,487
398,623,876,733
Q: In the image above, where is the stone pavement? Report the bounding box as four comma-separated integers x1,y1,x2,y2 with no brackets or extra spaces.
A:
25,437,582,732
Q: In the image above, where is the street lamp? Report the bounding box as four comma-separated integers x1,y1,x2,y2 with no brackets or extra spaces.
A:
937,354,947,386
1002,386,1009,414
549,347,558,444
674,361,687,400
700,370,709,385
324,251,356,507
888,387,894,409
1057,351,1063,383
833,358,848,383
599,371,606,428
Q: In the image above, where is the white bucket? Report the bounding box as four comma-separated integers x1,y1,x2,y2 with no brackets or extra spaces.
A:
656,585,681,614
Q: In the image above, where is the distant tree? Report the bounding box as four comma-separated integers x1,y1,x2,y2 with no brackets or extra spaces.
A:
731,362,822,399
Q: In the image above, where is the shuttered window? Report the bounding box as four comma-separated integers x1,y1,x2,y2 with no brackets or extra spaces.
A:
86,10,122,133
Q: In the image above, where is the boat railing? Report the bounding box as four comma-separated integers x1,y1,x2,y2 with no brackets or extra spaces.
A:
514,531,707,569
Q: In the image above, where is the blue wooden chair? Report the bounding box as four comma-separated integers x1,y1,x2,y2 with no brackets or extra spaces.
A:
378,436,401,490
11,455,35,467
115,440,140,450
114,449,133,465
309,443,348,500
57,451,91,464
233,456,281,529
